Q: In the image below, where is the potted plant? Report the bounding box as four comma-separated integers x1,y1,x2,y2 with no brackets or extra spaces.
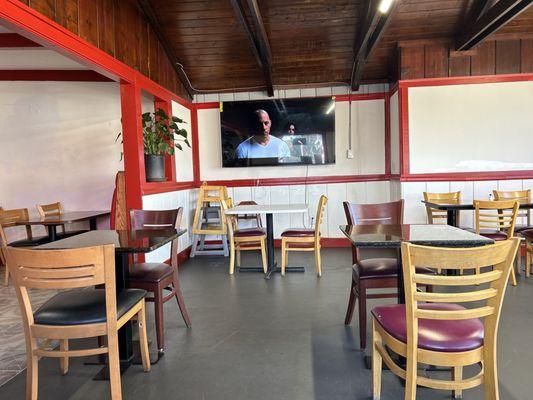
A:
118,108,190,182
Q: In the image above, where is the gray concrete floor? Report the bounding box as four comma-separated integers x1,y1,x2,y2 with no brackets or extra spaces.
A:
0,248,532,400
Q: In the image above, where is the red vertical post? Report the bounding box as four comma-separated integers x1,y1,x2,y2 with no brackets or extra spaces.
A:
120,81,144,221
190,105,201,186
154,97,176,182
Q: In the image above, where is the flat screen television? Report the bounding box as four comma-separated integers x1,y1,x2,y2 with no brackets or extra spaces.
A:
220,97,335,167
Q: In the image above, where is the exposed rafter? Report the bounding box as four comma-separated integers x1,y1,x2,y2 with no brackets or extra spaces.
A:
456,0,533,51
230,0,274,97
464,0,494,23
136,0,194,99
350,0,399,91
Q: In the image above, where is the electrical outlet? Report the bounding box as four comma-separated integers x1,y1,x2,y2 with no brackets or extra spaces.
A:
346,149,354,159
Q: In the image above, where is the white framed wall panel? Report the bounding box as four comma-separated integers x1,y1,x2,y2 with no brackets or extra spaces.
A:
171,101,194,182
389,91,400,175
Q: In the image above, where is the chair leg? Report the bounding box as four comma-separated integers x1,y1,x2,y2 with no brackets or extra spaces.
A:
372,319,383,400
315,243,322,277
173,274,191,328
229,241,236,275
483,345,499,400
107,331,123,400
344,277,357,325
3,265,8,286
404,352,417,400
59,339,69,375
26,339,38,400
281,239,287,276
137,302,151,372
527,246,531,278
452,366,463,399
358,281,367,349
154,287,165,353
236,250,241,268
510,263,517,286
260,239,267,274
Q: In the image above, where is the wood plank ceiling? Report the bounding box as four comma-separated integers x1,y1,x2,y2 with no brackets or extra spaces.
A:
147,0,533,93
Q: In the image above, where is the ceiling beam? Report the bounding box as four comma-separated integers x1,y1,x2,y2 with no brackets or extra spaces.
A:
230,0,274,97
0,33,41,47
456,0,533,51
136,0,194,99
351,0,399,90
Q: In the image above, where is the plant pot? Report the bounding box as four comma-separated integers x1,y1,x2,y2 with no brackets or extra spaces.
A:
145,154,166,182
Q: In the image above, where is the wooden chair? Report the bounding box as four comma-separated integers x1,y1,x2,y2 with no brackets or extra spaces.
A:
342,200,434,349
423,191,461,226
236,200,262,227
371,238,520,400
0,208,50,286
280,195,328,277
221,198,267,275
522,229,533,277
37,202,88,238
474,199,519,285
5,244,151,400
129,208,191,354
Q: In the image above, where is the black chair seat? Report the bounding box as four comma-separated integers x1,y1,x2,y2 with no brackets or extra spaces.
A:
129,263,173,283
33,288,146,326
9,236,50,247
57,229,89,239
354,258,435,279
515,225,533,234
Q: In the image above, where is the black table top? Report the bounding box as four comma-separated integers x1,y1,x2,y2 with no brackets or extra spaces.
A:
37,229,186,253
422,200,533,211
16,210,110,226
339,224,493,248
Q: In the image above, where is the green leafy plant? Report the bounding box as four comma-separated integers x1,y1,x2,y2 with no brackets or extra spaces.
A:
116,108,190,160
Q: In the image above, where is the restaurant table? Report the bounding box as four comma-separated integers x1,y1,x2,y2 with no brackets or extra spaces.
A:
225,204,308,279
37,228,186,377
17,210,110,241
339,224,493,303
340,224,493,370
422,200,533,227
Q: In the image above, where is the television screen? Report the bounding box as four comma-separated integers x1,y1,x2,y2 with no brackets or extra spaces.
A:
220,97,335,167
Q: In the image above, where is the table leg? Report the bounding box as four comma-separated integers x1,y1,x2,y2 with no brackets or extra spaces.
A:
396,247,405,304
89,217,97,231
47,225,58,242
93,252,133,380
265,213,276,280
446,209,457,227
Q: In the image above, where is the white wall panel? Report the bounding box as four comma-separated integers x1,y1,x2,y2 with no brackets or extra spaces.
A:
426,182,450,193
346,182,367,204
390,180,401,201
408,81,533,173
326,183,347,238
289,185,308,229
473,181,497,201
352,99,386,174
172,101,194,182
497,180,523,192
366,181,391,204
270,186,291,237
450,181,474,228
307,184,328,236
390,91,400,174
401,182,427,224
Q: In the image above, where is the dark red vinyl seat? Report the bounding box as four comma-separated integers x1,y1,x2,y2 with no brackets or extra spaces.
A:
372,303,484,353
281,228,315,237
129,263,173,283
354,259,434,279
465,228,508,241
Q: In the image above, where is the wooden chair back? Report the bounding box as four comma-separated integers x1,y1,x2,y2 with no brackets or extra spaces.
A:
236,201,262,227
130,208,183,266
110,171,127,230
6,245,117,328
423,191,461,225
493,189,530,226
37,202,62,218
401,238,519,358
220,199,236,240
314,195,328,241
343,199,403,226
0,208,34,240
474,200,519,237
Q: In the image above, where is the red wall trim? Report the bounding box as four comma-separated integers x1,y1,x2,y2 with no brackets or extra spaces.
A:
0,32,41,46
142,181,196,195
195,102,220,110
335,93,386,102
399,73,533,89
206,174,393,188
0,70,112,81
401,171,533,182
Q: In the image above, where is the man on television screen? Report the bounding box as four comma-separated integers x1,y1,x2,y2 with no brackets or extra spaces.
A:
235,109,290,159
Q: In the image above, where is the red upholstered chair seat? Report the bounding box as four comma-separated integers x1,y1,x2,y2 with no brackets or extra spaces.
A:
281,228,315,237
234,228,266,237
354,258,435,279
464,228,508,241
372,303,484,353
129,263,173,283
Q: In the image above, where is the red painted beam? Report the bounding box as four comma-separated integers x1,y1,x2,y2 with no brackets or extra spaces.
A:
0,33,41,47
0,70,112,81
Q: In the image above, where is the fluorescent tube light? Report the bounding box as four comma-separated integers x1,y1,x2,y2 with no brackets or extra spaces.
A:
378,0,394,14
326,101,335,114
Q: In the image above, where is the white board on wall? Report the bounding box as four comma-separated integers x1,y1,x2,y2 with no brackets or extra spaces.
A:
408,81,533,174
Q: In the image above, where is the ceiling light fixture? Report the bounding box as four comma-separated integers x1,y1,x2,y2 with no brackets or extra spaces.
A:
326,101,335,115
378,0,394,14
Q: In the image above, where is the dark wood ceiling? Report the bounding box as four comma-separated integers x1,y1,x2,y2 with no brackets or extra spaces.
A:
147,0,533,92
